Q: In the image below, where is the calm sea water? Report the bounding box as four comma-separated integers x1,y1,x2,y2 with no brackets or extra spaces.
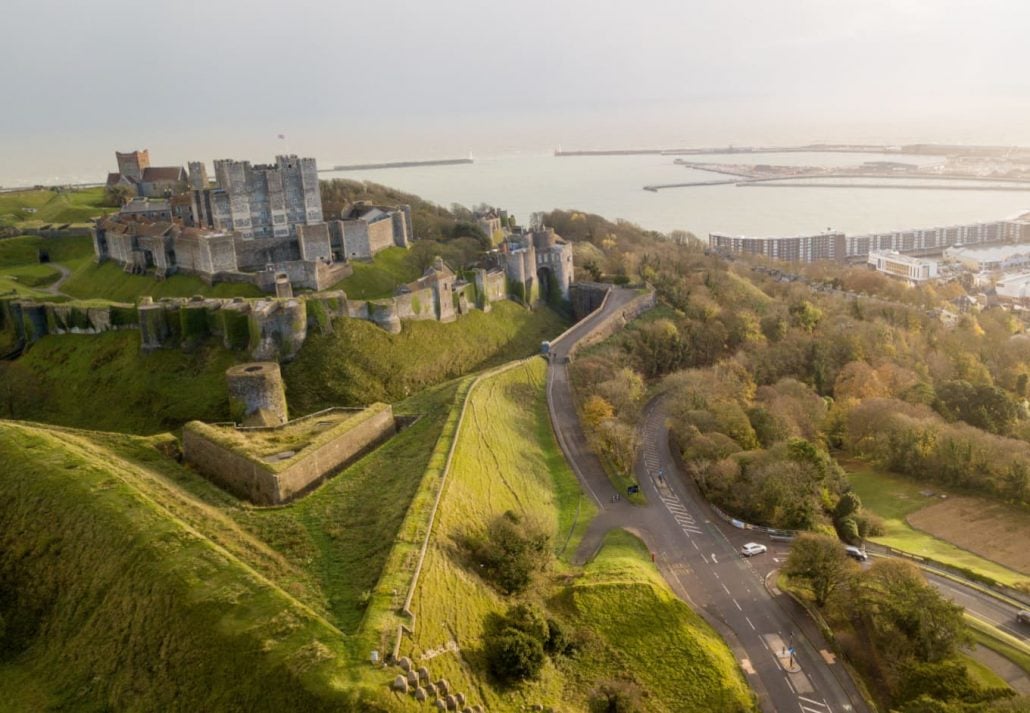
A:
322,152,1029,239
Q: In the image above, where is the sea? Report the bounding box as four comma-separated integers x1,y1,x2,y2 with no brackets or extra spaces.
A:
321,151,1030,240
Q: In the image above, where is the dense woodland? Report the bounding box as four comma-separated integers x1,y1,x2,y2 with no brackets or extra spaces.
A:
559,210,1030,712
565,210,1030,529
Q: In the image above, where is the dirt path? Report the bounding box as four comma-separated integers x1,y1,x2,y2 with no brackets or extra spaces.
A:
41,263,71,295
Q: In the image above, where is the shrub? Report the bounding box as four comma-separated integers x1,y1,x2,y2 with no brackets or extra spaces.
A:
484,628,545,683
463,511,550,594
588,679,647,713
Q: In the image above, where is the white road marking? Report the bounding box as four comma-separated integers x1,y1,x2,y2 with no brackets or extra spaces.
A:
733,598,742,611
721,583,732,595
745,616,756,630
711,553,718,564
701,554,709,564
799,696,829,709
691,540,699,550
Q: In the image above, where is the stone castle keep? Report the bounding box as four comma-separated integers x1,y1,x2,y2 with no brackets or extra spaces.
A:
91,150,571,303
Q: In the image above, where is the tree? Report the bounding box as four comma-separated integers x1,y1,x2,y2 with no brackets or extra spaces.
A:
582,395,615,429
855,559,967,663
784,533,855,607
789,300,823,332
104,183,136,207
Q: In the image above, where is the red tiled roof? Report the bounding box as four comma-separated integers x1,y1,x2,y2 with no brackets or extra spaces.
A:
141,166,186,182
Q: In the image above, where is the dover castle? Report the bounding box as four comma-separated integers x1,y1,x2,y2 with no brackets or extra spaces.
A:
92,151,573,314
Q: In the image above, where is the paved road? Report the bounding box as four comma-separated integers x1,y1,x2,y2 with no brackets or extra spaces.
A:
923,572,1029,642
546,292,870,713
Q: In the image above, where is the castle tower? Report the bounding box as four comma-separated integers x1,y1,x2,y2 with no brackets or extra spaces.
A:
226,362,289,427
116,149,150,182
187,161,209,190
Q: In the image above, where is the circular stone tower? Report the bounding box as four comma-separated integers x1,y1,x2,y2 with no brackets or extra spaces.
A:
226,362,288,427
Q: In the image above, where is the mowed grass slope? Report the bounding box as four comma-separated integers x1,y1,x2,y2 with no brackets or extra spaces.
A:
846,463,1029,588
407,359,751,712
560,530,754,712
0,421,397,712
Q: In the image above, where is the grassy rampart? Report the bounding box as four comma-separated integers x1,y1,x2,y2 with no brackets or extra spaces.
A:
404,359,751,711
0,420,397,712
284,301,567,411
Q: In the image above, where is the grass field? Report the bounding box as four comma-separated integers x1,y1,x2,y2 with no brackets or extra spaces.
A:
0,420,394,712
845,462,1030,588
331,247,421,299
405,359,751,711
0,187,112,228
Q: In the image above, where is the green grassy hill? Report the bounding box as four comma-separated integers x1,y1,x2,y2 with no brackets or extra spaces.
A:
0,420,397,712
0,187,112,228
404,359,754,712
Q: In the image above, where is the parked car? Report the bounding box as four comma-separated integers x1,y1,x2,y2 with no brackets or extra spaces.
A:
844,545,869,562
1017,610,1030,626
741,542,767,557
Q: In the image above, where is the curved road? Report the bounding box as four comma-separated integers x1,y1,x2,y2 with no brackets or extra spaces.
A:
547,289,869,713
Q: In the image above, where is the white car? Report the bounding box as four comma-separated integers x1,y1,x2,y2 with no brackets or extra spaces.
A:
844,545,869,561
741,542,767,557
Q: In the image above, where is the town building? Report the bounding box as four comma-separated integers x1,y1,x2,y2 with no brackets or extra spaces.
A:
708,232,846,262
994,272,1030,302
710,215,1030,264
943,243,1030,273
867,250,939,283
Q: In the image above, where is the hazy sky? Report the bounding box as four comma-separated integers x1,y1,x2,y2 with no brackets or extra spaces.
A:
3,0,1030,184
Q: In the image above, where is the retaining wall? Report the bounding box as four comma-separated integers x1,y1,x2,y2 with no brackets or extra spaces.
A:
182,403,396,505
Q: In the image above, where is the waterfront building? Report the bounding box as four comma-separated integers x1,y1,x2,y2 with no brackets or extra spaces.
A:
943,243,1030,272
866,250,938,283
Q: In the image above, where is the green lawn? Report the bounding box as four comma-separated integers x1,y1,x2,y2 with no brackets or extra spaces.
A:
62,260,264,301
331,246,420,299
0,187,112,227
845,462,1027,587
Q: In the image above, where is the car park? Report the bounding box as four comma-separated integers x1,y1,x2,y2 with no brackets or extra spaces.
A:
741,542,767,557
844,545,869,561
